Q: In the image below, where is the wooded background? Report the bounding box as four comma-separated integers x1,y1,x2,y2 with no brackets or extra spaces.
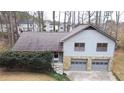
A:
0,11,123,48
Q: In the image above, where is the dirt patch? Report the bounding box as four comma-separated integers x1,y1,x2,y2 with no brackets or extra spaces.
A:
0,70,56,81
112,50,124,80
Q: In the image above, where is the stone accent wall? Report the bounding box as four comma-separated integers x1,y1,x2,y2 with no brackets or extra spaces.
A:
108,58,113,71
63,56,71,70
63,56,113,71
87,58,92,71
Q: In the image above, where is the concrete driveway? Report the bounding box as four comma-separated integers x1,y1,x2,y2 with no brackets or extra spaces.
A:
65,71,117,81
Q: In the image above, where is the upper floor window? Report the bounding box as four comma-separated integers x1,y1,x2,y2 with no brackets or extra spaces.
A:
96,43,108,51
74,43,85,51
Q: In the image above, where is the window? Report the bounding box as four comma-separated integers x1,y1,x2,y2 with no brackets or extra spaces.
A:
60,27,63,29
96,43,108,51
30,24,32,26
74,43,85,51
54,52,58,58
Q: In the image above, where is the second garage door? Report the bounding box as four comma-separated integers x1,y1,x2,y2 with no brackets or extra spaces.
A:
92,59,109,71
70,59,87,71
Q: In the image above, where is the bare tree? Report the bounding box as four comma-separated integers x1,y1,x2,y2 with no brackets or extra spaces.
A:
64,11,67,31
72,11,76,28
13,11,19,40
98,11,101,26
0,11,19,47
37,11,42,32
88,11,91,24
25,11,30,31
82,11,84,24
41,11,44,31
102,11,113,31
58,11,61,32
1,12,12,47
115,11,120,40
95,11,99,25
32,12,35,31
9,11,19,47
53,11,56,32
67,11,72,31
78,11,80,24
87,11,95,24
0,12,3,32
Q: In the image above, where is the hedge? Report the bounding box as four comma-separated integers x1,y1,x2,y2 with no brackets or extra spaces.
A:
0,51,54,73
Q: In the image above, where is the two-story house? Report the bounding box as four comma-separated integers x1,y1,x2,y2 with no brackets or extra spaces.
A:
12,24,116,72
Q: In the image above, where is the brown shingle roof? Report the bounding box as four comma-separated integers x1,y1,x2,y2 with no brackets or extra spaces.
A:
12,32,68,51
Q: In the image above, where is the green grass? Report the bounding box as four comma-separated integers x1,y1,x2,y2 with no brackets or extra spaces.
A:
49,72,70,81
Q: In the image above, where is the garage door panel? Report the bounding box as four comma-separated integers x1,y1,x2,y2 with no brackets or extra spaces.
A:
70,59,87,71
92,59,109,71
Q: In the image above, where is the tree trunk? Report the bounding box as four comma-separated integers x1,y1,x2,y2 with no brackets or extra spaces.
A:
88,11,90,23
98,11,101,26
115,11,120,40
41,11,44,31
78,11,80,24
32,12,35,31
82,11,84,24
95,11,98,25
67,11,71,32
13,11,19,40
72,11,76,29
38,11,42,32
64,11,67,32
58,11,61,32
4,12,12,47
53,11,56,32
8,11,15,47
26,11,30,31
0,13,3,32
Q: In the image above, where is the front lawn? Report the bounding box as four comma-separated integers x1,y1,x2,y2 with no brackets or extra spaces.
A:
0,70,70,81
0,51,70,81
112,50,124,80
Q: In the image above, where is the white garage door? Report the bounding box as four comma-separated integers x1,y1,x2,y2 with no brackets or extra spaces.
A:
70,59,87,71
92,59,109,71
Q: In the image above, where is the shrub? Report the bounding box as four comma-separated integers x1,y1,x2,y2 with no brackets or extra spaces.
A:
0,51,54,73
49,72,70,81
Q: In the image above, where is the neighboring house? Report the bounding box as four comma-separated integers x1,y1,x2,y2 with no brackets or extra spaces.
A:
0,24,8,32
12,24,116,72
44,20,65,32
17,19,38,33
43,20,58,32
